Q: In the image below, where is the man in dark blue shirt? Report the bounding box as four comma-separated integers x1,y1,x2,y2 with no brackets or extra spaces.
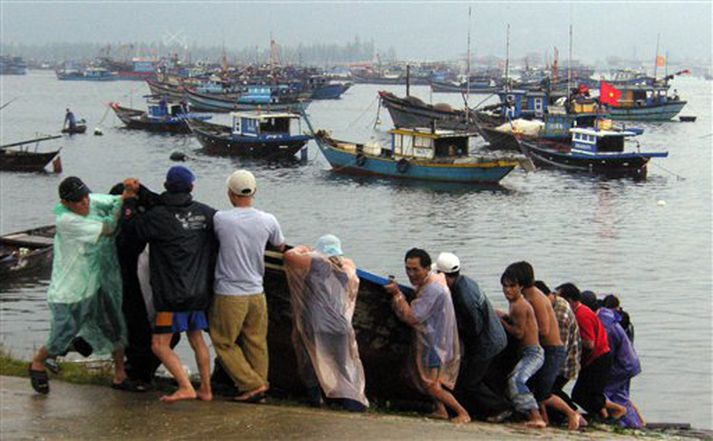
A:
435,252,509,419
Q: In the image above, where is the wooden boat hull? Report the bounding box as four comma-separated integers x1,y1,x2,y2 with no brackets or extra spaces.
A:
61,125,87,134
608,101,687,121
0,226,55,278
378,91,474,131
260,250,423,402
310,82,351,100
186,89,310,113
430,80,498,94
314,133,517,184
146,79,186,101
187,119,309,158
519,139,667,178
110,104,196,134
0,149,60,172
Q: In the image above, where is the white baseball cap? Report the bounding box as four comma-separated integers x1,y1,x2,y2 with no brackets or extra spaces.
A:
227,169,256,197
433,252,461,274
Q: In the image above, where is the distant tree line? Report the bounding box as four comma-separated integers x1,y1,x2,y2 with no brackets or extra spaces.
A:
0,37,389,66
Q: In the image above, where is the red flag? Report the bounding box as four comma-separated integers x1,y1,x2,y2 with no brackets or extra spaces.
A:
600,81,622,107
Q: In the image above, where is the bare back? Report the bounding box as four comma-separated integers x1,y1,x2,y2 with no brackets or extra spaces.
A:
509,297,540,347
523,287,562,346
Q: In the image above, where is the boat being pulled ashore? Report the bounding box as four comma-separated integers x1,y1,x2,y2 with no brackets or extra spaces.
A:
0,225,55,278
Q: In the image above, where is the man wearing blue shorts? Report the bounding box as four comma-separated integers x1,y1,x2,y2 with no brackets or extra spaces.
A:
124,166,217,403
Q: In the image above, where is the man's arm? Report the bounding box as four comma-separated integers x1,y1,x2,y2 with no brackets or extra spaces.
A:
502,303,526,339
384,282,420,327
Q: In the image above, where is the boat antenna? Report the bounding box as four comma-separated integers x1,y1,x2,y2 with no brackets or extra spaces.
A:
653,33,660,80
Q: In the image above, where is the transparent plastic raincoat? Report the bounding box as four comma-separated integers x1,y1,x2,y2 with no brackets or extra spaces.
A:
284,246,369,407
45,194,127,356
391,272,461,392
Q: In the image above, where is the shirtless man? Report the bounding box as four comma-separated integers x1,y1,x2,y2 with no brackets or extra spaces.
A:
507,262,583,429
498,265,546,429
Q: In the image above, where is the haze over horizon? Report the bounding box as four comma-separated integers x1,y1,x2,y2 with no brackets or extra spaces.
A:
1,1,711,65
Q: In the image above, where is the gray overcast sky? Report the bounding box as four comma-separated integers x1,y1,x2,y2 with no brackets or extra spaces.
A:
1,1,711,63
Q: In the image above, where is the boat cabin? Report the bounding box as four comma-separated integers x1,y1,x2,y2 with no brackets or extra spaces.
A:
499,89,548,119
569,127,636,154
231,112,302,138
616,84,676,108
388,128,470,160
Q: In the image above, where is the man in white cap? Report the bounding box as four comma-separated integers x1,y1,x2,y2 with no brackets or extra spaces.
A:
434,252,509,420
210,169,285,403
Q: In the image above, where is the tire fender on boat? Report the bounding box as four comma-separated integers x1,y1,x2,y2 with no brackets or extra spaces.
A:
356,153,367,167
396,158,409,173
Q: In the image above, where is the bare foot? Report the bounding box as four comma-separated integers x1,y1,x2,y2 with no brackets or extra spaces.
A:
525,419,547,429
429,401,449,420
579,415,589,428
196,385,213,402
451,414,471,424
234,384,268,402
160,387,197,403
610,404,627,420
567,412,580,430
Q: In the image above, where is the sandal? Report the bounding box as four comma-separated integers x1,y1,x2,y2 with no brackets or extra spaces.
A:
111,379,149,392
29,364,50,394
45,358,61,374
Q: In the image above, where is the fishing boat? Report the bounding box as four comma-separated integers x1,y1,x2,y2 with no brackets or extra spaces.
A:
604,82,687,121
0,226,55,278
185,86,310,113
0,135,63,173
519,126,668,178
186,111,311,158
61,122,87,134
378,91,479,131
306,114,520,184
0,56,28,75
110,101,211,134
146,78,186,101
56,67,117,81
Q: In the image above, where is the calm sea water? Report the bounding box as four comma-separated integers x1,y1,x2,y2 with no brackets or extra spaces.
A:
1,71,711,428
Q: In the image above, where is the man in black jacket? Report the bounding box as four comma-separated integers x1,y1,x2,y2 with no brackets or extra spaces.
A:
434,252,510,420
123,166,216,403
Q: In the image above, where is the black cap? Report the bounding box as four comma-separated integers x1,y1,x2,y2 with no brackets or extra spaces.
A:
59,176,91,202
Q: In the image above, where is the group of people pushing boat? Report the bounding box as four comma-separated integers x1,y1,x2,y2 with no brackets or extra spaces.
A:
27,165,642,431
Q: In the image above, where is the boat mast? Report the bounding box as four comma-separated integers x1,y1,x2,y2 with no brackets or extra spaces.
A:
505,23,510,91
466,6,472,103
653,33,660,80
567,24,572,99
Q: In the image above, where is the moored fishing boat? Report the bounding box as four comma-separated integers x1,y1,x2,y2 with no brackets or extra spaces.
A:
110,101,211,134
378,91,479,131
305,111,521,184
519,126,668,178
187,111,311,158
185,87,310,113
0,226,56,278
0,135,63,173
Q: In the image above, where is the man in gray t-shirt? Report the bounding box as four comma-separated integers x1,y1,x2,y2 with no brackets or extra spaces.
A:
209,169,285,403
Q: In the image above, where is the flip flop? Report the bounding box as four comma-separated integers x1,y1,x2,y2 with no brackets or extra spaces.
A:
111,379,149,392
29,364,49,394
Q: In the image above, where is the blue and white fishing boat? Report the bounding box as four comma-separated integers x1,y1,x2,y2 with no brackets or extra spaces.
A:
519,126,668,178
56,67,117,81
110,100,211,134
186,111,311,158
307,117,520,184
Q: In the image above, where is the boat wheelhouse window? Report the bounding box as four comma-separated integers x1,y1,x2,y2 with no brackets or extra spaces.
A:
597,135,625,152
434,137,468,157
259,117,291,134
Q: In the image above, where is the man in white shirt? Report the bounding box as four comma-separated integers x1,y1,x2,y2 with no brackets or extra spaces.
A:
209,169,285,403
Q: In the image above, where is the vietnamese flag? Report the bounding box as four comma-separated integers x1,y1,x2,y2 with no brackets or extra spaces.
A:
600,81,622,107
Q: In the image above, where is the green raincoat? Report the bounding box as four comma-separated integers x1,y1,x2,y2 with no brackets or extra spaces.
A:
45,194,127,356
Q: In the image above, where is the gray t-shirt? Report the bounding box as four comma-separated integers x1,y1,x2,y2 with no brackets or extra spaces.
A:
214,207,284,295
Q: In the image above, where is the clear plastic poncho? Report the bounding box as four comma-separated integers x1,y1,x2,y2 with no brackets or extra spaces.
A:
45,194,127,356
284,248,369,407
391,272,461,392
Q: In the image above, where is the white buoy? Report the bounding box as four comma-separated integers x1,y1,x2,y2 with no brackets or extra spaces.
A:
93,127,103,136
657,200,666,206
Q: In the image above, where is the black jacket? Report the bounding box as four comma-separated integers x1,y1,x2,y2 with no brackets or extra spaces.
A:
124,191,217,312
